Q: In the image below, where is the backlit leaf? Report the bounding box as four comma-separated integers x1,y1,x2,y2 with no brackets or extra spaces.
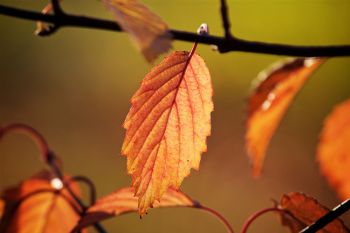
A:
74,187,195,230
317,98,350,200
279,192,349,233
102,0,172,62
246,58,324,177
122,50,213,215
0,170,82,233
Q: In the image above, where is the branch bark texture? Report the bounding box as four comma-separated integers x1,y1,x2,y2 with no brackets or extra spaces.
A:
0,4,350,57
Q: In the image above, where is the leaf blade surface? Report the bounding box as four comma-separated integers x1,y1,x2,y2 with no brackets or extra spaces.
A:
102,0,172,62
75,187,195,230
122,50,213,215
317,98,350,200
246,58,323,177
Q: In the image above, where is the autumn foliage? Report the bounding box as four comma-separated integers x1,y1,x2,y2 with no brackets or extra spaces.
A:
317,99,350,200
101,0,171,62
0,171,82,233
246,57,324,177
0,0,350,233
279,192,349,233
122,48,213,215
75,187,195,231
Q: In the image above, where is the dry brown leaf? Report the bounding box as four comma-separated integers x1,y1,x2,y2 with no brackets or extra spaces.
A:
0,170,82,233
317,98,350,200
74,187,195,230
102,0,172,62
279,192,349,233
279,210,306,233
246,58,324,177
122,50,213,215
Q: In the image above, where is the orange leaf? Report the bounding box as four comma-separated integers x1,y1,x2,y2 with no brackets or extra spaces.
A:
74,187,195,230
246,58,324,177
279,192,349,233
0,199,4,220
0,170,82,233
122,50,213,215
317,98,350,200
102,0,172,62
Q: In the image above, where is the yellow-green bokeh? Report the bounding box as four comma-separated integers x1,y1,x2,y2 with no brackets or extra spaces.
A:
1,0,350,232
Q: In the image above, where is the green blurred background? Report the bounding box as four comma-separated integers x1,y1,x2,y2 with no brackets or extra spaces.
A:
1,0,350,232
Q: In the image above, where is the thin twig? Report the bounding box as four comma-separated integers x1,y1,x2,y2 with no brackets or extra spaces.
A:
300,198,350,233
0,123,50,163
220,0,232,38
241,207,283,233
70,176,97,205
194,205,235,233
0,4,350,56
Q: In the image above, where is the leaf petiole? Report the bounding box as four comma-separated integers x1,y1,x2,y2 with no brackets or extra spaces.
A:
0,123,51,163
194,204,235,233
240,207,283,233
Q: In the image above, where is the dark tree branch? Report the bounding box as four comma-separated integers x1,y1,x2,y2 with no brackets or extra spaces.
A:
51,0,63,15
0,4,350,57
220,0,232,38
300,198,350,233
0,5,350,57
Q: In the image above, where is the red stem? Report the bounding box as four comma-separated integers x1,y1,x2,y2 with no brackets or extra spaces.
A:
241,207,283,233
197,205,235,233
190,42,198,56
0,123,50,162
